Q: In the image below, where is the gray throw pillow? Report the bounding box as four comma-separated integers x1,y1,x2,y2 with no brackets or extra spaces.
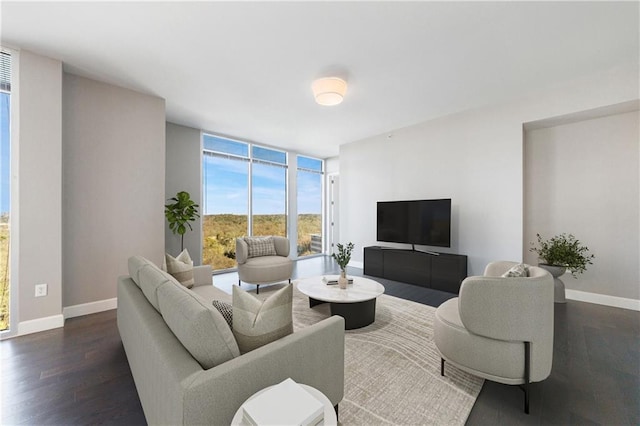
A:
232,284,293,354
502,263,530,277
212,300,233,329
244,236,277,258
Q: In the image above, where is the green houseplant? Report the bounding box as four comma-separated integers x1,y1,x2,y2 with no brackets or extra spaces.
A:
332,242,354,289
165,191,200,251
530,233,594,279
332,242,354,272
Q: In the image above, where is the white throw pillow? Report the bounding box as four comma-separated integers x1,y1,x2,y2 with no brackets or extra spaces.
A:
232,284,293,354
164,249,195,288
502,263,530,278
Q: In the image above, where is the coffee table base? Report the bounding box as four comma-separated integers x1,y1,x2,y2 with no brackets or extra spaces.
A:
309,297,377,330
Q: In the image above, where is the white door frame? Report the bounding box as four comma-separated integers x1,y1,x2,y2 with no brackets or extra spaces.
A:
327,174,339,255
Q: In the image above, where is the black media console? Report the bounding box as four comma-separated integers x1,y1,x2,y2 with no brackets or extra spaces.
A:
363,246,468,294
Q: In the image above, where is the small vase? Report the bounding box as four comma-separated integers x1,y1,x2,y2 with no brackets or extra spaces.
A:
538,264,567,304
338,270,348,289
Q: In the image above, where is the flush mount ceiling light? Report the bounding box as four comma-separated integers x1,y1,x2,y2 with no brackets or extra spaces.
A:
311,77,347,106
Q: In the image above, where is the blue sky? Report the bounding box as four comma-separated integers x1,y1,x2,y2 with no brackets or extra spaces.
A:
0,93,9,214
203,155,321,215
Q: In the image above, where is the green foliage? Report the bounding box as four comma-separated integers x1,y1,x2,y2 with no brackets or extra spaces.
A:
165,191,200,251
332,242,354,271
202,214,321,270
297,214,322,257
530,233,594,278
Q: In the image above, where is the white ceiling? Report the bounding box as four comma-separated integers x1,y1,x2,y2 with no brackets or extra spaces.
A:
1,1,638,158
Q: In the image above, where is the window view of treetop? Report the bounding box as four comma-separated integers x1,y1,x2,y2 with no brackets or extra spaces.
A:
203,135,292,271
297,156,323,257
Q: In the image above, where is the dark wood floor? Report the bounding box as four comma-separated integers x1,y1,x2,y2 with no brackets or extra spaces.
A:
1,256,638,425
0,309,145,425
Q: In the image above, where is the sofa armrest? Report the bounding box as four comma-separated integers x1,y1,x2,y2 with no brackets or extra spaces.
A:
182,315,345,426
192,265,212,287
236,238,248,264
458,274,553,342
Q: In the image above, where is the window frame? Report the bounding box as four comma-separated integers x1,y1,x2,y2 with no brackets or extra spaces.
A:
202,134,290,272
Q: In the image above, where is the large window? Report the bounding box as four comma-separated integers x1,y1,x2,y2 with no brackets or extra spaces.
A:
202,135,287,271
297,156,323,257
202,137,249,270
0,51,11,331
251,146,287,237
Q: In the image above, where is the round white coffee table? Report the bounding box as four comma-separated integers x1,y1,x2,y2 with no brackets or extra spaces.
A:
231,383,337,426
297,275,385,330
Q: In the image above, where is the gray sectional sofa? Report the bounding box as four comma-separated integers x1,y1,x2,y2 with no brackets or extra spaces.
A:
117,256,345,425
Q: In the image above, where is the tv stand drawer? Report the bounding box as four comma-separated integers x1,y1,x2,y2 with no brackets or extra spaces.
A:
363,247,467,294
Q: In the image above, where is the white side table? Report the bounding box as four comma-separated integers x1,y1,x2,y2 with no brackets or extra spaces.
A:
231,383,337,426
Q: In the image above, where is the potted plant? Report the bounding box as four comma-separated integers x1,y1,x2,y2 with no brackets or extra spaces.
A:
165,191,200,252
332,242,354,289
530,233,594,303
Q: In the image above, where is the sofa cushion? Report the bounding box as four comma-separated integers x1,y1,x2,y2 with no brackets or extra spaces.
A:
244,236,277,258
128,255,153,288
157,282,240,369
163,249,195,289
232,284,293,354
501,263,530,278
138,261,175,311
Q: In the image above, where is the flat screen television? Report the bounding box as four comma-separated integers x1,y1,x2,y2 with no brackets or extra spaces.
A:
377,199,451,248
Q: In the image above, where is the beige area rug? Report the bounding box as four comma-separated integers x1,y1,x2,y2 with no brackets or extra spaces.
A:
251,282,484,425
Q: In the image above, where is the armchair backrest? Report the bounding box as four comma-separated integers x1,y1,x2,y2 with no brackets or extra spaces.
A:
458,261,554,381
236,236,290,265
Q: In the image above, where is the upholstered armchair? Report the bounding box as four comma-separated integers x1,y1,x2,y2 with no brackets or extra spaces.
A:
434,261,554,414
236,236,293,294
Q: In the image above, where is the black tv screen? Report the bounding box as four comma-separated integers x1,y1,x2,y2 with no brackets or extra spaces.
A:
377,199,451,247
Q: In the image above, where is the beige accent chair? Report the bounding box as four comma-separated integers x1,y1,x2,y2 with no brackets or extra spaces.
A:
434,261,554,414
236,236,293,294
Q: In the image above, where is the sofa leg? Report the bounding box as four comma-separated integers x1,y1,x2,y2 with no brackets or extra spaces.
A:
334,404,338,419
441,358,445,376
524,341,530,414
256,285,260,294
238,280,241,287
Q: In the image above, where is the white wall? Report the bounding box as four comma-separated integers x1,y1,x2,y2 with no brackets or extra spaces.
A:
16,51,63,327
340,63,639,301
325,156,339,175
62,74,165,309
165,122,202,261
340,106,524,275
524,111,639,300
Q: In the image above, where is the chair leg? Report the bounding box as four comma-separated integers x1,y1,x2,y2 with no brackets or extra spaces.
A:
524,341,530,414
441,358,445,376
256,285,260,294
238,280,241,287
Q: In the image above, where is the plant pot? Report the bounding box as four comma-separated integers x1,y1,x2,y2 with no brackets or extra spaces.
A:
538,264,567,303
338,270,348,289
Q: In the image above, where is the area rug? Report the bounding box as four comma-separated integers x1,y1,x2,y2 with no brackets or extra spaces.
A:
255,282,484,425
